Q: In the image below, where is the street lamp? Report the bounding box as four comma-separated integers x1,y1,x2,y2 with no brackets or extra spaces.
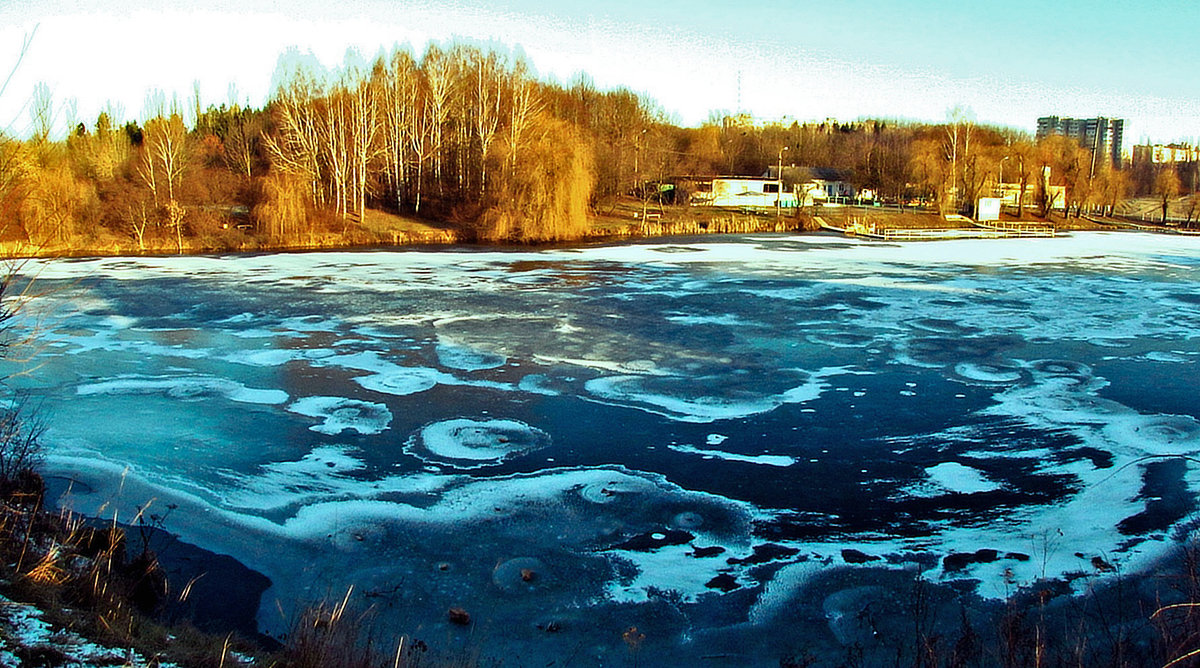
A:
776,146,789,217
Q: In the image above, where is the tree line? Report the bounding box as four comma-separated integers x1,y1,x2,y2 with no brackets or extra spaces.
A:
1,40,1196,253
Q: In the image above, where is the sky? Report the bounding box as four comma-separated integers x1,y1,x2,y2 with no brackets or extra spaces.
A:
2,0,1198,149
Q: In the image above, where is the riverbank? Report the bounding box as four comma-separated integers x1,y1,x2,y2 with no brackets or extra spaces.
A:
0,198,1169,259
0,201,812,259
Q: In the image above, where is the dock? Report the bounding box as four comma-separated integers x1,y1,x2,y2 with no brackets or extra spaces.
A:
817,217,1057,241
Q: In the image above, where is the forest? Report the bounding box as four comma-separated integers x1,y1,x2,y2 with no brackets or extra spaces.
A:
0,40,1195,254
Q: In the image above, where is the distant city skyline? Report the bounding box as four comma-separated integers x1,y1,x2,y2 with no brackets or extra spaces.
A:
2,0,1198,147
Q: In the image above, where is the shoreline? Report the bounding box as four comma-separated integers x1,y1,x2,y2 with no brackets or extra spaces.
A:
39,474,278,649
5,205,1178,262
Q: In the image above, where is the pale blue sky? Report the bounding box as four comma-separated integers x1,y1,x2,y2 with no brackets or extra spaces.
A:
2,0,1197,147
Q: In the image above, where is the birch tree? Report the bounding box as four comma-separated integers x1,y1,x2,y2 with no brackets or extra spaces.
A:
345,77,380,221
944,106,975,214
264,76,324,207
420,44,454,197
505,62,541,182
374,49,418,210
222,106,260,180
141,112,188,204
469,49,503,196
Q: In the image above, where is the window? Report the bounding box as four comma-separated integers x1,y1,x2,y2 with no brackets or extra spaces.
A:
763,183,780,193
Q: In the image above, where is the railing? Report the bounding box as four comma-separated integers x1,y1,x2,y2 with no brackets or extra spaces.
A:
974,219,1056,236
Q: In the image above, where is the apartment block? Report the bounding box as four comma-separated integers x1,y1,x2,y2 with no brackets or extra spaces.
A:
1036,116,1124,169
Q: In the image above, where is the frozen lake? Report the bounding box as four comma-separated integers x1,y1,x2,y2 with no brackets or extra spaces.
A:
6,231,1200,664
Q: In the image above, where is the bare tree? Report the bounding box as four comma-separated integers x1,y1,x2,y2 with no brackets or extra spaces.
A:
470,49,503,196
910,138,949,215
943,106,975,214
420,44,454,197
345,76,380,222
408,95,434,214
1155,166,1181,222
264,75,325,208
141,112,188,204
1009,139,1036,214
505,61,541,182
222,106,260,180
30,82,53,144
374,49,419,211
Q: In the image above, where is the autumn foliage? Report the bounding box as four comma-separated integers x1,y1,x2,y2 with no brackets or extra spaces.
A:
0,39,1184,256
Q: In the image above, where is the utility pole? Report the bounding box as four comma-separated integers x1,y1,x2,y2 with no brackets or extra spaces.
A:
777,146,789,218
998,156,1009,199
636,128,647,221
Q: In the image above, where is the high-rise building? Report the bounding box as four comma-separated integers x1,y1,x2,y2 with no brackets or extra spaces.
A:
1036,116,1124,169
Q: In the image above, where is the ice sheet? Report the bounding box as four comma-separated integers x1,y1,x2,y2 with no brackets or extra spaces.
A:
10,232,1200,664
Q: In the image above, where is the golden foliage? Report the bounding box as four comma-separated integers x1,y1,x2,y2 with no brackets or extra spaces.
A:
477,113,594,242
24,545,67,585
254,171,311,240
14,145,98,247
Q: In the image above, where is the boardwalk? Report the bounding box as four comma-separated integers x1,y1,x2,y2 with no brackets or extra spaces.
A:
817,217,1056,241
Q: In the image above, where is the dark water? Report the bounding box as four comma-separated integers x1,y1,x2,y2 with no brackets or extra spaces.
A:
6,232,1200,665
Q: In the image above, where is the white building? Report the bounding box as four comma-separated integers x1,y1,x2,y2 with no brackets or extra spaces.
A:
1132,143,1199,166
690,177,798,208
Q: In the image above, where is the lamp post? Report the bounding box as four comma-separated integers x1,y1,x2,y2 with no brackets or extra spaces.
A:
777,146,789,217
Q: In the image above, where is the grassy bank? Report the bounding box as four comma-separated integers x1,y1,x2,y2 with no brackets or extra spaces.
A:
0,196,1147,259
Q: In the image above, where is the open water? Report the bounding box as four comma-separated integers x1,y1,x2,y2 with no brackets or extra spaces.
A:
5,231,1200,665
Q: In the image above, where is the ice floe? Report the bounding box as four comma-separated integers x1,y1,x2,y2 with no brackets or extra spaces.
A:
288,396,392,435
406,418,551,468
907,462,1002,496
668,444,796,467
435,341,506,371
585,366,854,423
77,375,288,405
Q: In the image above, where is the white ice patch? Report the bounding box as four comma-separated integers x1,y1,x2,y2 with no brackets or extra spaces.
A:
406,418,551,468
907,462,1001,496
435,341,506,371
288,396,392,435
217,448,456,514
604,542,729,604
318,350,515,396
222,348,325,367
50,326,213,360
669,444,796,467
664,314,747,326
356,367,442,395
535,355,665,375
585,366,854,423
76,375,288,405
1142,351,1194,363
953,362,1024,384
